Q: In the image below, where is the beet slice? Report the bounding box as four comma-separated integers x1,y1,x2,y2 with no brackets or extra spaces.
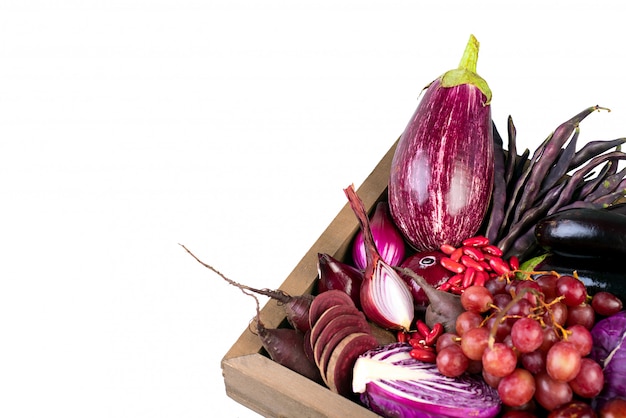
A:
308,289,356,329
317,322,371,384
309,304,363,350
303,328,315,364
313,313,371,368
326,332,379,396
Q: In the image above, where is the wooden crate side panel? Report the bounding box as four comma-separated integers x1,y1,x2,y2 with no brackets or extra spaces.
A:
222,354,380,418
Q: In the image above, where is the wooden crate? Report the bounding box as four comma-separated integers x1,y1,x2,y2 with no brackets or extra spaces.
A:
221,141,397,418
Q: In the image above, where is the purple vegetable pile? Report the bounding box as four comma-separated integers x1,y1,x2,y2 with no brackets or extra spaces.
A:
184,34,626,417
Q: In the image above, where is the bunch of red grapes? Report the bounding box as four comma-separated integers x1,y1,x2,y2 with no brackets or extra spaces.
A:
433,266,622,415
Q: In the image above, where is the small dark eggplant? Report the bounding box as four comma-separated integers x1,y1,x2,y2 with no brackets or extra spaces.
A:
534,207,626,259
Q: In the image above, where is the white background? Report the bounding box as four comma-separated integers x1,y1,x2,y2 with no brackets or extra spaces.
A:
1,1,625,417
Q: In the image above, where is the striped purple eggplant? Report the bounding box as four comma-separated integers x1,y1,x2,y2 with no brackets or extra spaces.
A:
388,35,495,251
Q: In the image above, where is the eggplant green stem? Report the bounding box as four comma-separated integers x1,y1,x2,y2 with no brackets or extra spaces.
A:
458,34,480,73
440,34,492,105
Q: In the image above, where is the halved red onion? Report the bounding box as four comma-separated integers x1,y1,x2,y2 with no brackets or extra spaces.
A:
352,201,406,270
360,261,414,331
344,185,414,331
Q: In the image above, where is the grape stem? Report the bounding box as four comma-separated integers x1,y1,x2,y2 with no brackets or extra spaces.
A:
487,287,535,349
487,270,571,348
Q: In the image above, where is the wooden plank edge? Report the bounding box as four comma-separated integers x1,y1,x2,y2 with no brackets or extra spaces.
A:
222,353,380,418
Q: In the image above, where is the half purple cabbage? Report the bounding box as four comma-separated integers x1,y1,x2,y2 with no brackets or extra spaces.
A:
353,343,501,418
590,310,626,409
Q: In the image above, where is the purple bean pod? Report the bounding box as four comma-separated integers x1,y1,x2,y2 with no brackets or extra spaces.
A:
500,144,543,239
555,200,609,212
584,166,626,203
536,126,579,198
513,148,531,181
511,106,603,226
590,179,626,206
497,181,566,255
547,150,626,215
569,137,626,170
503,115,518,187
577,158,617,200
499,147,531,238
484,122,507,243
504,226,537,260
